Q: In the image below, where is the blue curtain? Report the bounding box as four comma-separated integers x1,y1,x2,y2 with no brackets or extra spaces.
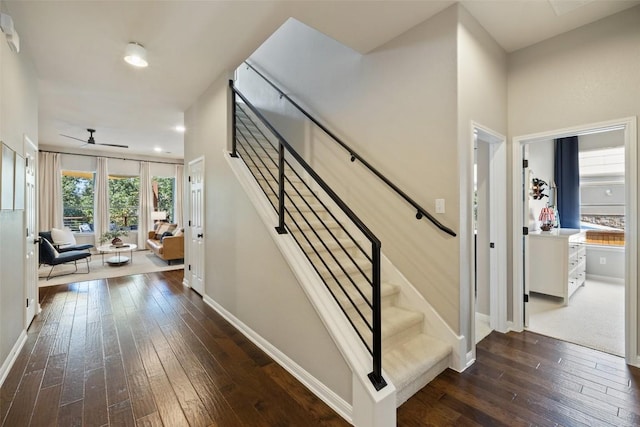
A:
554,136,580,229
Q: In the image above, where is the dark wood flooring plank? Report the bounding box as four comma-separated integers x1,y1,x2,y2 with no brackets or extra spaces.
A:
154,346,213,427
2,369,44,427
29,384,61,427
84,321,103,373
104,353,128,407
262,361,350,426
159,322,244,426
107,399,135,427
41,354,66,389
56,399,82,427
126,370,157,421
135,411,163,427
59,304,87,406
11,272,639,427
146,373,190,427
83,367,108,427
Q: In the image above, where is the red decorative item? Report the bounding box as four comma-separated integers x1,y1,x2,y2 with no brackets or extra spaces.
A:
539,206,555,231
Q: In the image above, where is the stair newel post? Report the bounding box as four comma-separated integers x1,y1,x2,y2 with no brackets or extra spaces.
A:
368,240,387,391
275,140,287,234
229,80,238,158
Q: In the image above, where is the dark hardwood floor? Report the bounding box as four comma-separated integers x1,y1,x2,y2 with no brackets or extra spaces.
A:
1,270,639,426
0,270,348,427
398,331,640,426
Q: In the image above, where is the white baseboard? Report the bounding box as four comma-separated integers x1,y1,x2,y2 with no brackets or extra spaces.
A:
475,312,490,324
586,274,625,284
0,330,27,387
465,350,476,370
202,294,353,423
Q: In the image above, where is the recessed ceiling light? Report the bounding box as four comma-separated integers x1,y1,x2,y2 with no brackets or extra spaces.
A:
153,147,162,152
124,42,148,68
175,125,186,133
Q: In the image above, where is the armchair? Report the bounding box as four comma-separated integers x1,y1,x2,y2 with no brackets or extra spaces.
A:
39,238,91,280
39,229,93,253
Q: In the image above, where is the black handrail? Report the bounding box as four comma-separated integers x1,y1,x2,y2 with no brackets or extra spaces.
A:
243,61,456,237
230,81,387,391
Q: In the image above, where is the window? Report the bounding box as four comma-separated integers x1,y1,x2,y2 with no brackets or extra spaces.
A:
108,175,140,230
153,176,175,222
62,170,94,232
579,147,625,231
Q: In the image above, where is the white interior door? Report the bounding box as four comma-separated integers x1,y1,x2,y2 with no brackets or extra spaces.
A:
24,136,38,326
188,157,205,295
522,144,531,327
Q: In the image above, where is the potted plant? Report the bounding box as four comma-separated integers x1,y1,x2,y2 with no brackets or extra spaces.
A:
99,228,129,245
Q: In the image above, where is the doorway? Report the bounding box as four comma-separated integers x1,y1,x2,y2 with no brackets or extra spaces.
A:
188,156,205,295
470,123,508,347
512,117,638,365
24,136,38,327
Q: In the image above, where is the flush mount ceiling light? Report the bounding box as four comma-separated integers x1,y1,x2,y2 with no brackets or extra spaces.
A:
174,125,186,133
124,42,148,68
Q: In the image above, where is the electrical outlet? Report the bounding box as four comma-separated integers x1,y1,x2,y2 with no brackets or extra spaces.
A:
600,257,607,265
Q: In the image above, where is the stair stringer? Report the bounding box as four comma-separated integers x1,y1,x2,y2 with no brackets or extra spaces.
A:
306,178,467,373
225,150,397,427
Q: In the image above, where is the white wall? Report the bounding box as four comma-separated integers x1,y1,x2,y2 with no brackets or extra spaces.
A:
508,5,640,346
184,75,352,404
586,245,625,279
0,18,38,369
527,140,554,231
456,4,507,345
249,8,463,331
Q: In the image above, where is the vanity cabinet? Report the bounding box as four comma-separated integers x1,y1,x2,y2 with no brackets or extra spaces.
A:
529,229,586,305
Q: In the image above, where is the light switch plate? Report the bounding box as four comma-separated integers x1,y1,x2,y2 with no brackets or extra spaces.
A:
435,199,445,214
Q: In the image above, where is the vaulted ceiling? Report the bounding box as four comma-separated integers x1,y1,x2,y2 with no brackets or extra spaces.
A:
3,0,638,159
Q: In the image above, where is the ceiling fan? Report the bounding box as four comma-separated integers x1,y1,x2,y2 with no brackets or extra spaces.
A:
60,128,129,149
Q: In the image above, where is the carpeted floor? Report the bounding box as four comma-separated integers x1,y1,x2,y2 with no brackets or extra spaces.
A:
38,249,184,287
528,276,624,356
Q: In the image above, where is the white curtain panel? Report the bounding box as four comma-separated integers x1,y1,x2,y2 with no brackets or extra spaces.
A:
138,161,153,247
174,164,184,227
38,152,63,231
94,157,110,247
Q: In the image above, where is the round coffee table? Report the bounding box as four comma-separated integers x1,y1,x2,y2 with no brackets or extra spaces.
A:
97,243,137,266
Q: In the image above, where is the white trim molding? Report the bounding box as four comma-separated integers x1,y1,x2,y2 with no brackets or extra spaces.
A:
0,330,27,386
203,294,353,422
511,117,638,367
225,150,397,426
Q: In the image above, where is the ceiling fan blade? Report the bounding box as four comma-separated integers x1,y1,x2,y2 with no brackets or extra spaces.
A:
96,143,129,149
60,134,88,143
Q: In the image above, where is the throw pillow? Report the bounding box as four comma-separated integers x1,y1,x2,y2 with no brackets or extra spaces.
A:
41,238,60,257
160,231,173,242
172,228,184,237
51,227,77,246
154,223,176,240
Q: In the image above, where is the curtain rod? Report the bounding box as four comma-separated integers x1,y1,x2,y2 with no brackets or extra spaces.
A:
38,149,184,166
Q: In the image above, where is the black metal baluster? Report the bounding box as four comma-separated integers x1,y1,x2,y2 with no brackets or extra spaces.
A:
229,80,238,158
368,241,386,390
275,141,287,234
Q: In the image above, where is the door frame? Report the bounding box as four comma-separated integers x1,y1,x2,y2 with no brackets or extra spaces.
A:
511,117,638,366
467,122,508,360
187,155,205,294
24,135,38,327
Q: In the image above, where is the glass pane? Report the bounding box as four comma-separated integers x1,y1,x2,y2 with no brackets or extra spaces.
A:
109,176,140,230
62,171,94,232
153,177,175,222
